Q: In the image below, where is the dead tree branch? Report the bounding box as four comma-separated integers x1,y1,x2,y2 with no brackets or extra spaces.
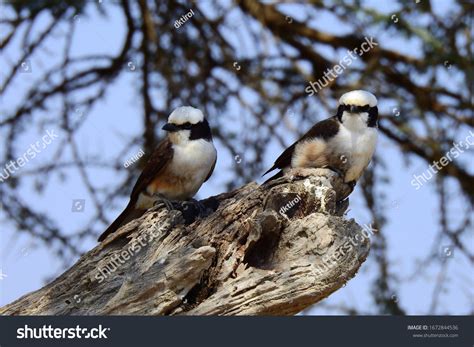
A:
0,169,370,315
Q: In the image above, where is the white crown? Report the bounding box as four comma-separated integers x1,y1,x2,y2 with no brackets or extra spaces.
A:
168,106,204,125
339,90,377,107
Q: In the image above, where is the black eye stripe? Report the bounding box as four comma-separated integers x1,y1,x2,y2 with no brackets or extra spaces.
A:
336,104,378,127
340,104,372,112
176,122,193,129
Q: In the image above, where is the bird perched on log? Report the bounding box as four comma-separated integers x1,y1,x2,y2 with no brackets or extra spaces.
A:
263,90,378,185
98,106,217,242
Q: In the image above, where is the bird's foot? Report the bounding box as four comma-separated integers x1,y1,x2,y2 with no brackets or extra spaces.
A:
181,199,208,217
336,197,350,217
191,198,209,216
153,194,175,211
175,199,208,224
327,165,345,179
346,180,356,190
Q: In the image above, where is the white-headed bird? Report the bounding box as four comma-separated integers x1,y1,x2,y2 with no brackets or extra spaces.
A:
99,106,217,241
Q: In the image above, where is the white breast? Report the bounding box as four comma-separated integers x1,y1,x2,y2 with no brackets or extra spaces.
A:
330,115,377,182
169,139,216,197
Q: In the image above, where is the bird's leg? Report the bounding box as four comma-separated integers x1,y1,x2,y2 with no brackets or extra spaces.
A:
189,198,208,217
326,153,350,179
346,180,356,191
152,193,175,211
180,198,207,217
326,165,345,178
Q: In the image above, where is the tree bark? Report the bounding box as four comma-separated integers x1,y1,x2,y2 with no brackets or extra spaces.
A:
1,168,370,315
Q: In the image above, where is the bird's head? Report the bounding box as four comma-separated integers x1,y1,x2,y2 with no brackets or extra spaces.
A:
336,90,378,128
162,106,212,144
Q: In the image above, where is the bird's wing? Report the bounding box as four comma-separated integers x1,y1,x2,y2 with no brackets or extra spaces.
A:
263,116,340,175
98,139,173,242
204,155,217,182
130,138,174,202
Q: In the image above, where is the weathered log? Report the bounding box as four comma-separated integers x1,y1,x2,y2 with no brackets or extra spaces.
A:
0,168,370,315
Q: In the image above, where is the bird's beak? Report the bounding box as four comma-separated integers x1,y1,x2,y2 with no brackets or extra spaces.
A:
349,105,358,113
162,123,179,132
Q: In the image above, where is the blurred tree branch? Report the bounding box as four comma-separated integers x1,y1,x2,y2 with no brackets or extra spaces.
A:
0,0,472,314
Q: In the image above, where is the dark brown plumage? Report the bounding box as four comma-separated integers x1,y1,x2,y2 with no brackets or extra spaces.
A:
98,139,174,242
263,117,340,182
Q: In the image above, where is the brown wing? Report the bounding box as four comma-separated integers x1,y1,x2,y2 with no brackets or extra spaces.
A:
130,138,174,202
98,138,173,242
263,116,340,176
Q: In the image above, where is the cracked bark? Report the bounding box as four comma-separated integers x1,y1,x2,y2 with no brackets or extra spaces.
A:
1,168,371,316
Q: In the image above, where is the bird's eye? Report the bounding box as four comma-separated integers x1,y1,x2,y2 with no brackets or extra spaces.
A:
179,123,193,129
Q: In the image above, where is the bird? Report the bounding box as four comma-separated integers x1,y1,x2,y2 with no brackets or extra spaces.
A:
263,90,378,185
98,106,217,242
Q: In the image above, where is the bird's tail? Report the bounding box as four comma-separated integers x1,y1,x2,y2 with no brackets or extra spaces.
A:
98,202,145,242
262,170,284,185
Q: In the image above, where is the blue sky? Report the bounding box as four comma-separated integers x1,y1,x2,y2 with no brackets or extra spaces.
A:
0,0,472,314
